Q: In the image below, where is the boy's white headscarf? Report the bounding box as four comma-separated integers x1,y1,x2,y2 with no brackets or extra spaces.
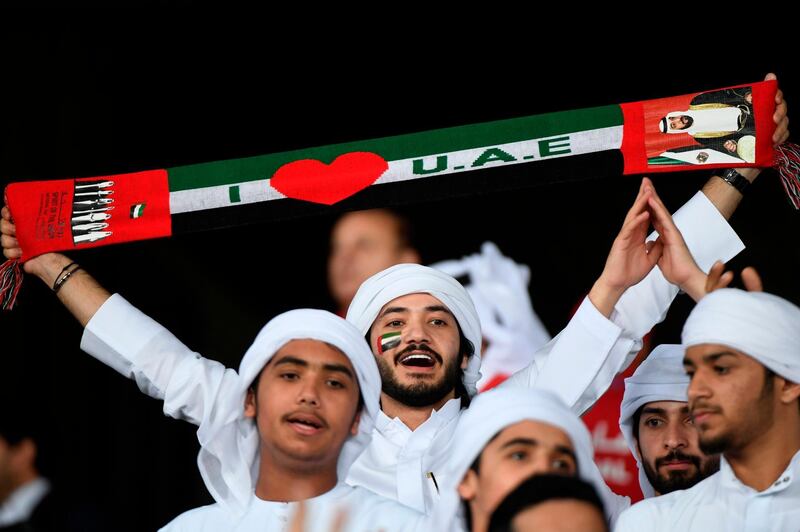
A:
195,309,381,515
432,388,628,530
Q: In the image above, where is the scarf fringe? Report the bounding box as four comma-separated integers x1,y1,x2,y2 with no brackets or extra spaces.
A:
0,260,23,311
775,143,800,209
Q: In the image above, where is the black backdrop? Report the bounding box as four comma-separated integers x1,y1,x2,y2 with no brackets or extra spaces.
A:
1,15,798,530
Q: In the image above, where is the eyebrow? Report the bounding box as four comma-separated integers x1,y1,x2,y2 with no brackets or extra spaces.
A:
272,356,355,380
683,351,738,367
379,305,454,318
499,438,577,462
641,407,667,416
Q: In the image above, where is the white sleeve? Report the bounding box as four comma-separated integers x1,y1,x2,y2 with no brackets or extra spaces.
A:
80,294,238,425
610,191,744,348
499,296,632,415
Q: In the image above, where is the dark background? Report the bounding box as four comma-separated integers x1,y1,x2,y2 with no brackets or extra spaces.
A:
1,15,798,530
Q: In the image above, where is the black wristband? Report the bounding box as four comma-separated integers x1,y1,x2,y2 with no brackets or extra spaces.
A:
52,263,82,293
720,168,750,195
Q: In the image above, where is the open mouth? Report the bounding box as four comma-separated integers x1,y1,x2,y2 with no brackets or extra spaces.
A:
286,414,325,435
398,352,436,368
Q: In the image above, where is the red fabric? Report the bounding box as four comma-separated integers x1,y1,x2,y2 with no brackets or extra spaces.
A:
478,373,509,392
271,152,388,205
4,169,171,262
582,372,644,502
620,101,646,174
622,80,778,174
752,81,779,164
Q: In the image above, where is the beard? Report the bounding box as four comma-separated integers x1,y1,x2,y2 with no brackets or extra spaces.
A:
698,432,732,456
642,449,720,494
697,369,776,456
376,343,462,407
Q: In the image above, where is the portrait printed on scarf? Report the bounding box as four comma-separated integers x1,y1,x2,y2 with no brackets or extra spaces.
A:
642,85,756,167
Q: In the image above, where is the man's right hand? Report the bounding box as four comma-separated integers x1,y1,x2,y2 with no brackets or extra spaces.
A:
1,205,73,286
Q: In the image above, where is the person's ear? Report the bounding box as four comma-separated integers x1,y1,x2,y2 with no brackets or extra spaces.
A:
244,389,257,419
778,377,800,406
457,470,479,502
350,411,362,436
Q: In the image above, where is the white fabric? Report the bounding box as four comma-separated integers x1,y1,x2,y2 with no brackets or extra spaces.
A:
431,242,551,390
663,108,743,135
80,190,745,516
191,309,382,515
346,397,463,514
619,344,689,498
0,477,50,527
161,483,422,532
500,296,625,413
431,388,630,531
346,295,625,513
682,289,800,383
615,451,800,532
346,263,484,397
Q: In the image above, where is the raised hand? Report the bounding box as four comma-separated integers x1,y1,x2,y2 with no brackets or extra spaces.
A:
643,183,711,301
1,205,71,282
705,263,764,295
589,178,663,316
767,73,790,147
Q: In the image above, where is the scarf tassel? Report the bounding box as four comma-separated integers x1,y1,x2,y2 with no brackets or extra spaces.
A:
0,260,23,311
775,143,800,209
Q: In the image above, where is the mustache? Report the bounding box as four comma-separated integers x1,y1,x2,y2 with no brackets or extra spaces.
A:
394,344,443,365
690,401,722,415
655,449,701,469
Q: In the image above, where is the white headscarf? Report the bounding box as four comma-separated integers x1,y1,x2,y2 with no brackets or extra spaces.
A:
659,108,743,135
619,344,689,498
682,289,800,383
431,388,627,531
346,263,483,396
195,309,381,515
431,242,551,390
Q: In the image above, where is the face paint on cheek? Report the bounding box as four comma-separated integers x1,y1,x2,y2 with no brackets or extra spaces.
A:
377,332,401,355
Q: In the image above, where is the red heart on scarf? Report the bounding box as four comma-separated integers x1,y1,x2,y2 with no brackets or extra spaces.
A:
270,152,389,205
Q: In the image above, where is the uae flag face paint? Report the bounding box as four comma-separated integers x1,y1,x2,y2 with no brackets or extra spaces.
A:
377,332,402,355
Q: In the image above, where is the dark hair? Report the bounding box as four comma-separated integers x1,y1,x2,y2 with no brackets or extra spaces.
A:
455,325,475,408
462,429,498,530
631,404,645,443
386,209,415,252
0,398,41,446
0,403,47,474
488,474,607,532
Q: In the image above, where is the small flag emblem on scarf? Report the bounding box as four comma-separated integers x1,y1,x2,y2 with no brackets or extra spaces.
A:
130,203,146,219
377,332,401,354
